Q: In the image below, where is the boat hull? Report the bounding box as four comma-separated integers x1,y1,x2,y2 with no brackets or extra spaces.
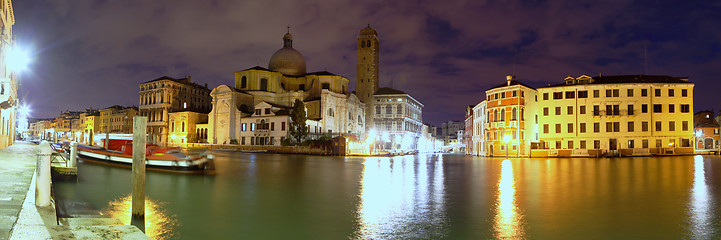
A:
77,146,213,174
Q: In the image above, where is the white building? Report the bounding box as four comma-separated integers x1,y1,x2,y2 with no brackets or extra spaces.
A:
372,87,424,152
472,100,487,156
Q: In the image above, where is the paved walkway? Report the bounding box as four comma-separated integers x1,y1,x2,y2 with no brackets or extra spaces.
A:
0,142,38,239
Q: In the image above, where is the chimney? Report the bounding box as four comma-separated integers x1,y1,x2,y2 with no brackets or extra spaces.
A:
506,75,515,86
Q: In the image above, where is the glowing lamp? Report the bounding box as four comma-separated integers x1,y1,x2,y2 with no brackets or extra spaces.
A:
503,134,511,143
6,46,32,73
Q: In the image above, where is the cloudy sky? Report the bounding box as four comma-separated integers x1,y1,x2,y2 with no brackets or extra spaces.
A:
12,0,721,126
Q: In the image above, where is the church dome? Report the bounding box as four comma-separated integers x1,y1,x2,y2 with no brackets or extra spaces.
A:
268,32,306,76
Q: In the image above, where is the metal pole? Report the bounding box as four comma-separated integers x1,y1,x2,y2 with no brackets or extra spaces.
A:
35,141,52,207
132,116,147,220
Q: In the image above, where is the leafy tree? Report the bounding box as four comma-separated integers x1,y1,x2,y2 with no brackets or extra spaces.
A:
289,99,308,144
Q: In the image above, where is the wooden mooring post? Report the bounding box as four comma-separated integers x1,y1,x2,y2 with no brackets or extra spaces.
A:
132,116,147,222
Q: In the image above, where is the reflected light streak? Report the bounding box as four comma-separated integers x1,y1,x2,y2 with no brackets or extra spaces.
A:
689,155,712,239
102,195,177,240
493,160,524,239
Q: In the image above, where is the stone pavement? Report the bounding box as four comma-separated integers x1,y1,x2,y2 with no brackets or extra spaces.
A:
0,142,37,240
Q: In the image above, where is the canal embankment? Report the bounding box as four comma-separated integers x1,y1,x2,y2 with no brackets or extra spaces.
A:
1,142,148,239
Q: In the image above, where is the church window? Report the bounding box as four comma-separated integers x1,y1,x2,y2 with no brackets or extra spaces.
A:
328,108,334,117
322,83,330,90
361,41,365,48
260,78,268,91
367,40,371,47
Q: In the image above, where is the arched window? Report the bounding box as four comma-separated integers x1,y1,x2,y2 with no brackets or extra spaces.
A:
501,109,505,121
494,110,498,122
328,108,334,117
171,122,175,132
358,115,363,123
322,83,330,90
512,108,517,121
367,40,371,47
349,112,352,120
520,108,524,121
397,105,402,114
260,78,268,91
182,122,185,132
386,105,392,114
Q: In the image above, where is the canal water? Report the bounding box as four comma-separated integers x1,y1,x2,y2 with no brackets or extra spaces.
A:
58,153,721,239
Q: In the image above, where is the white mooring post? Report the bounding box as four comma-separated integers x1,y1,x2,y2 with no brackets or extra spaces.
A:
35,141,52,207
132,116,147,220
69,141,78,167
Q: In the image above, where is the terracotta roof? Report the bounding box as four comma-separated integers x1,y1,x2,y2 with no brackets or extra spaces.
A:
374,87,406,95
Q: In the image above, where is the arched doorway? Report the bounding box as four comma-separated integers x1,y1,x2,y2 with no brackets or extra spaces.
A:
704,138,714,149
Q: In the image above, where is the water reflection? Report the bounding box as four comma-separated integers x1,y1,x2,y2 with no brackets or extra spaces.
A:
353,155,447,239
689,155,712,239
493,159,524,239
102,195,177,240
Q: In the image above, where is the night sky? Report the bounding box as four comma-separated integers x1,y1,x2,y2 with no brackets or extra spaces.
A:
12,0,721,127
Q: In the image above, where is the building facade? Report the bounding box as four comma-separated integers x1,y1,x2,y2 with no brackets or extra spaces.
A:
693,110,719,150
472,101,487,156
99,106,137,134
537,75,694,156
464,106,473,154
0,0,16,148
372,87,423,152
485,75,539,157
139,76,211,144
168,110,208,144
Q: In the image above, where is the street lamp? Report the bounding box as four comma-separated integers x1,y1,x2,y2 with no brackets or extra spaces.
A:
503,134,511,158
6,46,32,74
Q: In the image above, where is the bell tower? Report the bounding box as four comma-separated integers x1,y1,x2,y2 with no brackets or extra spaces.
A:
356,24,379,132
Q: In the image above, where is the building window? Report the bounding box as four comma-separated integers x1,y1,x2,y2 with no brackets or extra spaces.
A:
182,122,185,132
580,106,586,114
322,83,330,90
594,123,600,133
271,122,275,131
594,140,600,149
376,105,381,114
669,121,675,131
641,89,648,97
553,92,563,99
655,89,661,97
655,121,661,131
642,122,649,132
555,124,561,133
501,92,506,98
555,107,561,115
265,108,271,114
543,107,549,116
628,122,634,132
543,124,549,134
606,122,613,132
682,121,688,131
643,140,649,148
567,106,573,115
241,76,247,88
578,91,588,98
260,78,268,91
681,104,690,113
329,108,334,117
628,105,634,115
241,137,246,145
512,108,517,120
593,90,599,98
593,105,600,116
568,123,573,133
642,104,648,113
668,104,675,113
555,141,561,149
682,89,688,97
565,91,575,99
251,123,255,131
580,140,586,149
568,140,574,149
580,123,586,133
606,89,612,97
513,91,517,97
543,93,549,100
501,109,505,121
668,89,674,97
397,105,403,114
628,140,635,149
656,139,662,148
627,89,634,97
653,104,662,113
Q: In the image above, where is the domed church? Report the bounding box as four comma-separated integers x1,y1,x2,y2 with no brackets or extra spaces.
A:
208,29,367,145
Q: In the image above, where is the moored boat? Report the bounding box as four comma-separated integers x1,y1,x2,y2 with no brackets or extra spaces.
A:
77,139,214,175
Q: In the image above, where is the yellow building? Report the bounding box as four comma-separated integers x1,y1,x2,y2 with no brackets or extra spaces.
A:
536,75,694,156
484,75,539,157
99,106,138,134
168,111,208,144
0,0,16,148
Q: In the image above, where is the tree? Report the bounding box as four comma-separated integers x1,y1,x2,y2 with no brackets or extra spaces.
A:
289,99,308,144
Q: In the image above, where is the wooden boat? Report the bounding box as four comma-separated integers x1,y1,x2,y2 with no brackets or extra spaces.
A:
77,139,214,174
